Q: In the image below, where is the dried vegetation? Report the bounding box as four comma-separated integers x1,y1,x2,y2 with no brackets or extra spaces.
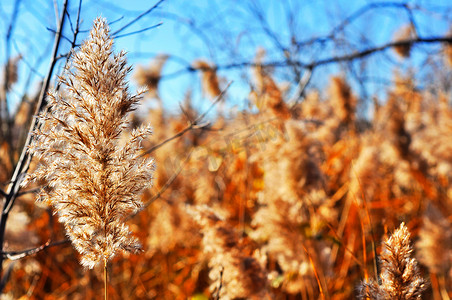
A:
2,17,452,300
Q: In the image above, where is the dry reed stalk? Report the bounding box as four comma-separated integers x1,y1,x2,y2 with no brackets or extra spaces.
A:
416,203,452,275
26,17,154,269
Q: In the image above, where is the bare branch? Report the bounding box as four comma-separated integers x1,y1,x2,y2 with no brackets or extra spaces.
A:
1,0,22,166
114,22,162,39
112,0,165,36
308,36,452,68
45,27,73,44
296,2,415,48
0,0,69,291
160,35,452,80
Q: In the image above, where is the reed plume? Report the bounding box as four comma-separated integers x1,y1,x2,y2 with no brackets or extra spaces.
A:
252,48,291,120
443,27,452,67
134,54,169,100
416,203,452,275
187,205,269,300
192,60,221,99
26,17,154,269
393,25,415,58
329,76,356,127
359,222,427,300
4,55,21,92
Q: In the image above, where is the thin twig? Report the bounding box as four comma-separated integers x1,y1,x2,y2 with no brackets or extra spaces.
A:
114,22,162,39
2,240,69,261
289,67,313,106
352,166,379,283
17,187,41,197
112,0,165,36
295,2,414,48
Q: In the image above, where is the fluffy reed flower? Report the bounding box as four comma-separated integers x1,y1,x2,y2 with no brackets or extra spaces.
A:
359,223,427,300
393,25,416,58
251,121,332,295
445,32,452,67
187,205,269,300
26,18,154,269
3,55,21,91
329,76,356,126
252,48,291,120
192,60,221,99
416,203,452,275
133,54,169,99
147,200,199,253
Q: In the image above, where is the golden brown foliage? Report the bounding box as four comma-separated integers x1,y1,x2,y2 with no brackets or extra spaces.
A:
4,31,452,300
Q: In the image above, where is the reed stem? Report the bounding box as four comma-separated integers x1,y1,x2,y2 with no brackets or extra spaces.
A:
104,259,108,300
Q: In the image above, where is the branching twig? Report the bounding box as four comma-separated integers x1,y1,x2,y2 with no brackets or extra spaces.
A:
45,27,72,43
114,22,162,39
17,187,41,197
112,0,165,36
307,36,452,68
160,35,452,81
296,2,415,48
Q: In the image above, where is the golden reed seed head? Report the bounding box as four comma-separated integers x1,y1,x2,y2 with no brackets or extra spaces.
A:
393,25,415,58
359,223,427,300
26,17,154,269
192,60,222,99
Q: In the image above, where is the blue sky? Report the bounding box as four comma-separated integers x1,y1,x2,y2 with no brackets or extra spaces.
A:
1,0,451,118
